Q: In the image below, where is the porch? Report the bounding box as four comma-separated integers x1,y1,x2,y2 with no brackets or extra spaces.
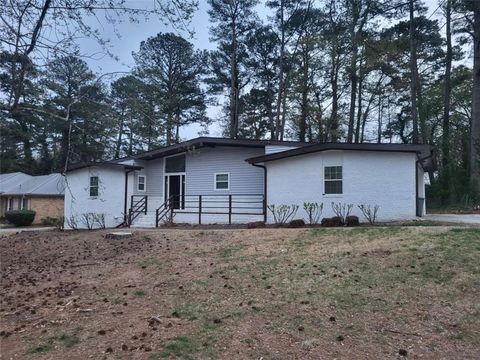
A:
127,194,266,228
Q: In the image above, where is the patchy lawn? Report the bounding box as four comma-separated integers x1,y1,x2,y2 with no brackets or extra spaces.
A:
0,227,479,359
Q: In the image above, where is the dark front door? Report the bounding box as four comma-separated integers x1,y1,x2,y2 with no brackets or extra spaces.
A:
165,174,185,209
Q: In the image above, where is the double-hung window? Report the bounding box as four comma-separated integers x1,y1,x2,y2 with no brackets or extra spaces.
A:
20,198,28,210
214,173,230,190
89,176,99,197
324,166,343,194
137,175,146,191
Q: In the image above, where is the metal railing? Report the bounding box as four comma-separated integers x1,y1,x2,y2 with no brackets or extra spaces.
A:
128,195,147,225
155,194,265,227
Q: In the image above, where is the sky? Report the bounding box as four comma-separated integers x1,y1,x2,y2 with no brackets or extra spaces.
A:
78,0,441,140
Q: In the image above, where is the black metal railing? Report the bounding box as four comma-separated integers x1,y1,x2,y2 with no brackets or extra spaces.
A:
155,194,265,227
128,195,147,225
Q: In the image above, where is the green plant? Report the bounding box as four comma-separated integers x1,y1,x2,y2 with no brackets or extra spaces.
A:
5,210,36,227
41,216,64,230
303,202,323,224
267,204,299,224
134,289,146,297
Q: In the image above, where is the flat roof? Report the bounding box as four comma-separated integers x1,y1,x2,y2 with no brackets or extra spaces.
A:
246,142,435,170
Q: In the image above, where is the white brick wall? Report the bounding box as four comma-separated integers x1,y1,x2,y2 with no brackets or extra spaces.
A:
265,150,418,222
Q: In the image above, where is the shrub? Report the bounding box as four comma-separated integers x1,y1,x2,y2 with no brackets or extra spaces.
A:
267,204,299,225
93,213,106,229
289,219,306,228
247,221,266,229
80,213,96,230
65,215,78,230
331,202,353,223
358,204,380,225
346,215,360,226
41,216,64,230
303,202,323,225
5,210,36,227
321,217,344,227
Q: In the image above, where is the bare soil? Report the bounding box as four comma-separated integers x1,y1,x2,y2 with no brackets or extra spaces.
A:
0,227,479,359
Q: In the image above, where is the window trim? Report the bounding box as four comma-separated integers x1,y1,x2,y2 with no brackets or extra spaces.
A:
89,176,99,198
214,172,230,191
323,165,343,196
137,175,146,192
6,197,14,211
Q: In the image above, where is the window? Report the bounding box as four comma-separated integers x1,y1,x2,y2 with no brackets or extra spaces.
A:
324,166,342,194
6,197,13,211
215,173,230,190
89,176,99,197
20,198,28,210
137,175,146,191
165,154,186,173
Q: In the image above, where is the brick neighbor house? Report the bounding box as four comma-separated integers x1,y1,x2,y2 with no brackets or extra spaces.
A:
0,172,65,224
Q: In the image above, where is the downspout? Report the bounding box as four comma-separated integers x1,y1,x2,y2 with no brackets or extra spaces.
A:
415,151,434,217
251,163,267,223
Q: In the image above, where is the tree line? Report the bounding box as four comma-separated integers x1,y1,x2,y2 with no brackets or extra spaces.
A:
0,0,479,206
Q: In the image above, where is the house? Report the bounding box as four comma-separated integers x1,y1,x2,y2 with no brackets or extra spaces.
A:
64,137,434,229
0,172,65,224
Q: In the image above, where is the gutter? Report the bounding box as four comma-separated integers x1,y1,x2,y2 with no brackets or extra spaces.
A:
251,163,267,223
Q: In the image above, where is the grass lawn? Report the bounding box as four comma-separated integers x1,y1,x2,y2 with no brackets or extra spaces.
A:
0,226,479,359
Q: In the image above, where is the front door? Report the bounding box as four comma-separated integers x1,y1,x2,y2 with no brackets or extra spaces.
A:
165,174,185,209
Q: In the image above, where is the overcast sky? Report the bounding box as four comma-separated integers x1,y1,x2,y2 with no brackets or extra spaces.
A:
78,0,441,140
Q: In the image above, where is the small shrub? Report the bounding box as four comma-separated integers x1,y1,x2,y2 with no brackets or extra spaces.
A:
5,210,36,227
93,213,106,229
65,215,78,230
289,219,306,228
358,204,380,225
346,215,360,226
303,202,323,225
41,216,64,230
331,202,353,224
247,221,266,229
80,213,96,230
321,217,344,227
267,204,299,224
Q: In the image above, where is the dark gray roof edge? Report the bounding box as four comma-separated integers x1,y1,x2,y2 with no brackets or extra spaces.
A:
113,137,310,161
65,161,143,173
246,142,435,166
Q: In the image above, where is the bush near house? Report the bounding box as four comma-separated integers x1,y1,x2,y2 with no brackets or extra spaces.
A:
5,210,36,227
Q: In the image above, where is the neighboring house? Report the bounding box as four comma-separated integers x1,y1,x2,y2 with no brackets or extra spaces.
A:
0,172,65,224
64,137,434,229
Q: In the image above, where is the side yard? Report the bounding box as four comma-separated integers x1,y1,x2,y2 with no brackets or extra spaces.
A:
0,227,479,359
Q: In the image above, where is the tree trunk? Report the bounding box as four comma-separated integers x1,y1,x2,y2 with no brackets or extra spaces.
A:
115,110,125,159
442,0,452,199
229,19,239,139
299,44,309,142
355,50,364,143
470,2,480,190
347,29,358,143
409,0,419,143
274,0,285,140
329,43,340,142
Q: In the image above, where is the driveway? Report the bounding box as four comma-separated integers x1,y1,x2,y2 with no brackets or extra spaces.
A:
425,214,480,225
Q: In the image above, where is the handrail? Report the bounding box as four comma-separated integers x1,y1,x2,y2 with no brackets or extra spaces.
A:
128,195,147,226
155,194,265,226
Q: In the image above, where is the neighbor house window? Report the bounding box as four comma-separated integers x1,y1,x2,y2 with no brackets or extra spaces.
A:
324,166,343,194
20,198,28,210
137,175,146,191
89,176,99,197
214,173,230,190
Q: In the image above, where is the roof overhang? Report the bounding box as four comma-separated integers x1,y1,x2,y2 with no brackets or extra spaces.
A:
65,162,143,173
246,143,436,172
114,137,309,161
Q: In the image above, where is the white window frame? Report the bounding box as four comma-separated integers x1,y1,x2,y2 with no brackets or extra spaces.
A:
89,176,99,198
214,172,230,191
137,175,146,192
323,165,343,196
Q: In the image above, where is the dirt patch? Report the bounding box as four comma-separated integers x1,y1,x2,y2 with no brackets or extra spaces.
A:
0,227,479,359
